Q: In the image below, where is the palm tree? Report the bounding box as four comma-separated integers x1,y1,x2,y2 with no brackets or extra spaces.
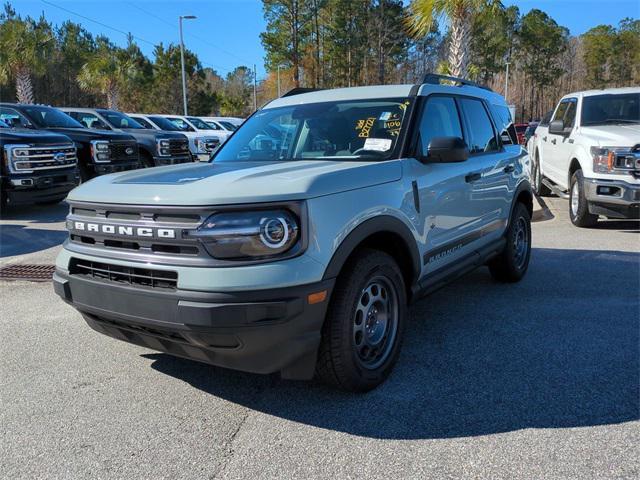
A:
0,14,52,104
77,38,136,110
408,0,501,79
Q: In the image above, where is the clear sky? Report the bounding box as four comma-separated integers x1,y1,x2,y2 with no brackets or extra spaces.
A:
12,0,640,80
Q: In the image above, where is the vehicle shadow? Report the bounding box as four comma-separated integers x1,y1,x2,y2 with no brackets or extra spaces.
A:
0,224,67,257
0,201,68,224
145,247,640,440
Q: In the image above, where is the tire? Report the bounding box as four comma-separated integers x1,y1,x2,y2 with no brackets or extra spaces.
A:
533,152,551,196
569,169,598,227
316,249,407,392
79,164,92,183
488,202,531,283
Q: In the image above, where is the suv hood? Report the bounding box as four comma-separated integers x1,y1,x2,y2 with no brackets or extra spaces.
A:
68,160,402,205
0,128,72,145
44,127,136,143
579,125,640,147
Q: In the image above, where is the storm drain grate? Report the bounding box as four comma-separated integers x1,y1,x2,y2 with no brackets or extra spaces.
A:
0,264,56,282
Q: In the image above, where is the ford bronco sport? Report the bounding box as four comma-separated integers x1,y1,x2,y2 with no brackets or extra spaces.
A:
54,74,533,392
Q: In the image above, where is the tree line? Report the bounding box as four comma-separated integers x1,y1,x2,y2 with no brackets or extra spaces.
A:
0,1,638,122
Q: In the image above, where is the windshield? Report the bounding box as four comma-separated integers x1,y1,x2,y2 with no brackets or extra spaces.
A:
581,93,640,126
214,97,412,163
149,116,185,131
187,116,218,130
22,106,84,128
98,110,144,129
163,117,195,131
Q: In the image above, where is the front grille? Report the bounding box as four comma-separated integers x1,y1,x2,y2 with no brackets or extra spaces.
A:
69,258,177,290
168,138,189,156
8,144,77,172
109,141,138,161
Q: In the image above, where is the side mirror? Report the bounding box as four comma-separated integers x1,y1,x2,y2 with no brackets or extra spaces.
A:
422,136,469,163
549,119,566,135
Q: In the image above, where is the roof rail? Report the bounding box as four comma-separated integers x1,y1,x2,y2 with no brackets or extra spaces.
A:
422,73,492,92
281,87,323,98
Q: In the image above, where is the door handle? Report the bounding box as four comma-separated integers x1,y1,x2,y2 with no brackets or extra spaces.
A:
503,165,515,173
465,172,482,183
551,138,556,145
542,136,547,142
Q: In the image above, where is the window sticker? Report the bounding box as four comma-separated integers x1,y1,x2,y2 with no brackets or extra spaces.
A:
379,112,392,121
355,117,377,138
364,138,393,151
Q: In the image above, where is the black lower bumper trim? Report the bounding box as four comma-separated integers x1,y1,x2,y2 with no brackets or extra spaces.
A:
589,201,640,219
3,171,77,205
53,270,334,379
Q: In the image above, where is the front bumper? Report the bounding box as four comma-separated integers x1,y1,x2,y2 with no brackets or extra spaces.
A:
154,155,193,166
2,169,78,205
584,177,640,219
53,269,334,379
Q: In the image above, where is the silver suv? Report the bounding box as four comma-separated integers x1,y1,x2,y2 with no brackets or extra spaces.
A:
54,74,533,392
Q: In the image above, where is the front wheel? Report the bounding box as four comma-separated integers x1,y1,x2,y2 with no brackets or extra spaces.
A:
316,249,407,392
569,170,598,227
533,153,551,196
488,202,531,283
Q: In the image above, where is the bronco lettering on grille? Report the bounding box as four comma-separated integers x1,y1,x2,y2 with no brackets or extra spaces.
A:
70,221,177,239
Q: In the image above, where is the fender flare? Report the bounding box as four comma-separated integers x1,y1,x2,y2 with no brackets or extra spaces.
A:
510,179,533,223
322,215,421,282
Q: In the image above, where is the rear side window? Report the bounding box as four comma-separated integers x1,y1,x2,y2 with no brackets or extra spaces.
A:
417,96,463,154
459,98,499,154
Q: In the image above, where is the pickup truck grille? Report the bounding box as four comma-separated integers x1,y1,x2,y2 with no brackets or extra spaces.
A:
7,144,77,172
169,138,190,156
109,141,138,161
69,258,177,290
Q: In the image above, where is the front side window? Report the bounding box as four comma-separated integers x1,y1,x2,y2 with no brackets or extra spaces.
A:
563,99,577,128
99,110,144,129
417,96,463,154
20,106,84,128
581,93,640,126
552,100,570,123
0,107,30,128
459,98,499,154
219,121,238,131
214,97,412,163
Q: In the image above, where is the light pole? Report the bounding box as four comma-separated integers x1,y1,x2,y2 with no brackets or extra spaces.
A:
179,15,197,116
277,65,281,97
504,61,510,103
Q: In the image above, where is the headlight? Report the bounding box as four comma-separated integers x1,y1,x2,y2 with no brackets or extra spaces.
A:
90,140,110,162
187,209,300,260
157,139,171,156
591,146,638,174
195,138,208,153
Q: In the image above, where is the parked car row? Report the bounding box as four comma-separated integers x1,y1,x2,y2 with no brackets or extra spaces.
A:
0,101,243,209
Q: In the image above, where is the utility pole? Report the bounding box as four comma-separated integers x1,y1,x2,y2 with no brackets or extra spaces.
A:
179,15,197,116
253,64,258,111
504,61,511,102
277,65,281,97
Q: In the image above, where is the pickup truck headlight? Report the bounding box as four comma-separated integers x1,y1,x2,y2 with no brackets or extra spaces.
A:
90,140,110,163
187,209,300,259
157,139,171,156
591,146,639,174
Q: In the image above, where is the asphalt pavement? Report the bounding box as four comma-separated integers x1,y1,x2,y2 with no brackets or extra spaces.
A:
1,197,638,479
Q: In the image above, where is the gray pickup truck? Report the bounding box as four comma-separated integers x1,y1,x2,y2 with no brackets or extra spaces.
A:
54,74,532,392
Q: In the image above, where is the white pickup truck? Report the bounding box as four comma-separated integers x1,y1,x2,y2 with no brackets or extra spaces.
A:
530,87,639,226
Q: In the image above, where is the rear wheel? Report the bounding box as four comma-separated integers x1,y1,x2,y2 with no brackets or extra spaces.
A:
489,202,531,283
316,249,407,392
569,169,598,228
